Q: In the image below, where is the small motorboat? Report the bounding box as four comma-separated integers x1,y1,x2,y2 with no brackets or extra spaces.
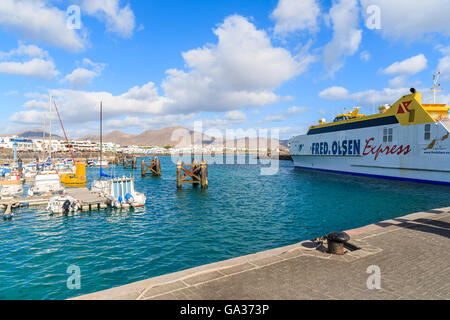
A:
92,176,146,209
0,172,23,199
28,170,65,196
47,195,80,214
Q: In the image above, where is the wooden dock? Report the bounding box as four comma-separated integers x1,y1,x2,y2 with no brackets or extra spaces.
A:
1,188,109,215
0,195,52,209
66,188,109,211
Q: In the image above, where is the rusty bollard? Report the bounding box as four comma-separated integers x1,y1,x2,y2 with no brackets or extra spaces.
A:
326,231,350,255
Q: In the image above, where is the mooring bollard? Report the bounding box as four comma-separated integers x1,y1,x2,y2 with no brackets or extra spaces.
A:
326,231,350,255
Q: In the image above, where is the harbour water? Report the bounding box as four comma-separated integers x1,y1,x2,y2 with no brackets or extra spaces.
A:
0,156,449,300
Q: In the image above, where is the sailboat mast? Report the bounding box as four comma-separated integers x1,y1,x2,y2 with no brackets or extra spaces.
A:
49,94,52,160
100,101,103,180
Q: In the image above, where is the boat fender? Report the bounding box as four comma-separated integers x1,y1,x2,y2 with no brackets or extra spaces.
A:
125,193,133,203
62,200,71,213
118,196,123,204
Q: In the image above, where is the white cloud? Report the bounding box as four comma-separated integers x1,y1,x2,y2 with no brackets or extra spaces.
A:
361,0,450,40
264,115,286,122
323,0,362,75
263,106,309,123
23,99,48,109
0,58,59,80
11,15,314,129
319,85,411,106
106,114,198,130
271,0,321,34
438,56,450,82
382,54,428,76
224,110,247,122
162,15,311,113
0,43,48,59
13,82,167,125
81,0,136,38
10,109,45,124
25,92,49,100
319,86,350,100
360,51,371,61
63,58,106,88
0,0,86,52
63,68,97,89
388,76,407,88
0,43,59,80
286,106,309,115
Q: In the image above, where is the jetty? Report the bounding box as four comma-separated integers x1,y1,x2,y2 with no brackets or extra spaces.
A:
1,188,109,215
74,206,450,300
65,188,108,211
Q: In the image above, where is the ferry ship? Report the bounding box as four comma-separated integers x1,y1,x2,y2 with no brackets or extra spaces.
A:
289,89,450,185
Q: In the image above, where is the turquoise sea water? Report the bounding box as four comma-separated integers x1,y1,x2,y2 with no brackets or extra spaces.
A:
0,155,449,300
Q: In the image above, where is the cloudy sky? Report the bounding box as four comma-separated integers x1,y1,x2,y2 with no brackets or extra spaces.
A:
0,0,450,139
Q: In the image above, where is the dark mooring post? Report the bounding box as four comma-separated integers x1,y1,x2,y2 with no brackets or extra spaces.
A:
326,232,350,255
141,157,161,177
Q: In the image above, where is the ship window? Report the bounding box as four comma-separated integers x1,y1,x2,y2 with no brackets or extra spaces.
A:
424,124,431,140
383,128,393,142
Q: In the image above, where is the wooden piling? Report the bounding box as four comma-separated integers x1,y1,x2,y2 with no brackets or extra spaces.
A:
201,160,208,189
177,160,182,188
141,157,161,177
124,156,137,169
176,159,208,189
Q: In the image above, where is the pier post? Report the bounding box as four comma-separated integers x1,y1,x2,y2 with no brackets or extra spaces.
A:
177,160,182,188
141,157,161,177
201,160,208,189
176,160,208,189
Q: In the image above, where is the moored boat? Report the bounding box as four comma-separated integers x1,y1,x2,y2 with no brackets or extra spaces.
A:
289,89,450,185
0,173,23,198
28,170,65,196
47,195,80,214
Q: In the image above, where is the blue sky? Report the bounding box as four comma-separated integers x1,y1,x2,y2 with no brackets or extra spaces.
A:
0,0,449,139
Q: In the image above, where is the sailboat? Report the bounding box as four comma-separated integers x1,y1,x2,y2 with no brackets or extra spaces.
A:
91,102,146,208
51,99,87,186
28,94,65,197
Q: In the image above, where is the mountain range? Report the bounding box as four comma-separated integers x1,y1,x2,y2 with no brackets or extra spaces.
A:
78,126,289,149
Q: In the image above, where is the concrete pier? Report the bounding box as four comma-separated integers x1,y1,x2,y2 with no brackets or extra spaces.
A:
74,207,450,300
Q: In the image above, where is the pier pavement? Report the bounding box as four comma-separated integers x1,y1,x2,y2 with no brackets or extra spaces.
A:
74,207,450,300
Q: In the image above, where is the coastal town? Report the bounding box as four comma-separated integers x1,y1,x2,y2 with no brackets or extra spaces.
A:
0,131,286,159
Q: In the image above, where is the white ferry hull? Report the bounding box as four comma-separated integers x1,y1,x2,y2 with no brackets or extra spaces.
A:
290,120,450,185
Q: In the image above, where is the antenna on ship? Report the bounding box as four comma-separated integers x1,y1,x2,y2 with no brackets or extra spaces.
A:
431,71,443,104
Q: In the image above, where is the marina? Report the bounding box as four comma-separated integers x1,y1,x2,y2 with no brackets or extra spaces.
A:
1,0,450,306
0,156,449,300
